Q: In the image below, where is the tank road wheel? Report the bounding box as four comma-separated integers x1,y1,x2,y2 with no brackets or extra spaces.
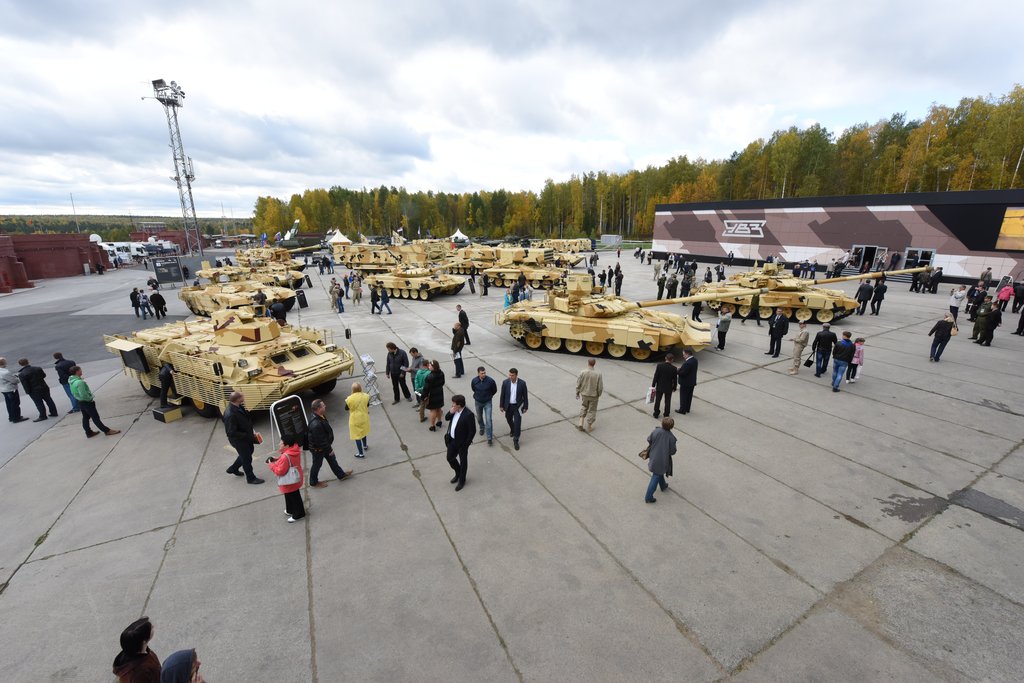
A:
139,379,161,398
585,341,605,356
738,305,753,318
419,289,431,300
607,343,628,358
190,398,221,418
524,332,544,349
758,306,772,319
311,379,337,396
630,347,653,361
532,280,542,288
708,300,721,310
493,278,504,287
564,338,584,354
543,336,563,351
721,303,735,314
795,307,813,322
781,307,794,319
815,308,835,323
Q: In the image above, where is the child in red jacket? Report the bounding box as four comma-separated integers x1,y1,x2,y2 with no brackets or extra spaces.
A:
267,434,305,523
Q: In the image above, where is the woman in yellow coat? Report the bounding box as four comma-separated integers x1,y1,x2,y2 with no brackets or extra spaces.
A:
345,382,371,458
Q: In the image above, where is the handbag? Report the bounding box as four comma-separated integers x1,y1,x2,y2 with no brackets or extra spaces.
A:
639,446,650,460
950,322,959,336
803,351,814,367
277,465,300,486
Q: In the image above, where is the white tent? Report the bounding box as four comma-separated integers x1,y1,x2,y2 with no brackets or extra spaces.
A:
328,231,352,244
450,229,469,241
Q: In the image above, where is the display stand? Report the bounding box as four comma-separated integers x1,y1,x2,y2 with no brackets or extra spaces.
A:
270,395,309,453
359,354,383,407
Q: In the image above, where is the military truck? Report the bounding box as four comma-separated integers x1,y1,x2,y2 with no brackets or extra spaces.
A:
104,308,354,417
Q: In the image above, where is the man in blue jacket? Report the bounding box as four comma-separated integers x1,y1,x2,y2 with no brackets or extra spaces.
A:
470,366,498,446
499,368,528,450
831,331,856,392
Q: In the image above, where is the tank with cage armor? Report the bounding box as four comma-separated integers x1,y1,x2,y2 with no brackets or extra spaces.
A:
178,280,296,317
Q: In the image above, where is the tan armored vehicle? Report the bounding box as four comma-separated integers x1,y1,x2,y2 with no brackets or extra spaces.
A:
104,308,354,417
332,243,402,273
445,246,498,274
178,281,296,316
196,263,305,290
496,273,765,360
694,263,931,322
408,238,454,260
482,247,569,288
540,238,592,253
234,245,316,270
362,268,467,300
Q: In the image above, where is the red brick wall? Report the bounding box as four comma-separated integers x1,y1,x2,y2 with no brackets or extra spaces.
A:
0,235,31,292
7,234,111,280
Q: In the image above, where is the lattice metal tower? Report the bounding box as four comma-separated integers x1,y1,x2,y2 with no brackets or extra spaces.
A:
150,78,203,255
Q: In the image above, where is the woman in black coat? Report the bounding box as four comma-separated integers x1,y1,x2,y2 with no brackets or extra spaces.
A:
928,313,955,362
422,360,446,431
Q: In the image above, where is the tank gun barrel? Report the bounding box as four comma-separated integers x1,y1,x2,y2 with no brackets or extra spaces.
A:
817,265,930,285
286,245,320,253
636,288,769,308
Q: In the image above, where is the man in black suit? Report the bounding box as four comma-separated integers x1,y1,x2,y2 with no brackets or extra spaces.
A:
445,394,477,491
855,279,873,314
650,353,676,419
766,308,789,357
222,391,265,485
456,304,471,345
499,368,528,450
869,279,887,315
675,349,698,415
17,358,58,421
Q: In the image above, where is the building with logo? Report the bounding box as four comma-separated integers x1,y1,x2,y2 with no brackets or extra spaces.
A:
652,190,1024,282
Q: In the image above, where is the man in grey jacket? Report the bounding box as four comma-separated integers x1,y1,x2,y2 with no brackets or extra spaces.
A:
0,357,28,423
645,417,677,503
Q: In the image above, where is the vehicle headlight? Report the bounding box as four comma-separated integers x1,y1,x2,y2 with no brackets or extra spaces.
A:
247,368,262,377
237,359,248,368
325,344,337,352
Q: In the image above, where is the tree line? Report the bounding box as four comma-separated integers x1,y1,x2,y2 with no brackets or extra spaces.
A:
254,85,1024,239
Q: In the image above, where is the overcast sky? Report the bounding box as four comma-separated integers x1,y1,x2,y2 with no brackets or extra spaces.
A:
0,0,1020,218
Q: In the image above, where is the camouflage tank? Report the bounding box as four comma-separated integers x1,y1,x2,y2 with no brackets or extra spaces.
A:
332,243,402,273
693,264,931,323
234,245,317,270
482,247,568,288
495,273,766,360
362,268,466,300
539,238,592,253
196,263,305,290
104,308,354,417
178,280,297,316
445,246,498,274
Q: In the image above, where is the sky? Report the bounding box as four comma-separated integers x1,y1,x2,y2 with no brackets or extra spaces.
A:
0,0,1021,218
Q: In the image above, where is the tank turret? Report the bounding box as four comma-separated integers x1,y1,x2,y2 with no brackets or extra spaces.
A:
495,272,765,360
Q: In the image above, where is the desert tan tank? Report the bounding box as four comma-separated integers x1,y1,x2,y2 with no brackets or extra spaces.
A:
178,280,296,316
362,268,466,300
445,246,498,274
539,238,592,253
332,243,402,273
483,264,566,289
103,308,354,417
496,273,766,360
196,263,305,289
234,245,317,270
693,263,931,323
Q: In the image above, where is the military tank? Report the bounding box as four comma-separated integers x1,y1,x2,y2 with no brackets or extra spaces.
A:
332,243,402,273
496,273,767,360
196,263,305,290
482,247,569,288
104,308,354,417
234,245,317,270
178,280,297,316
445,246,498,274
693,264,932,323
362,268,466,300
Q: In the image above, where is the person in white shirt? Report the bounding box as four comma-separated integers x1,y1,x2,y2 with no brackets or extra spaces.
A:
444,395,477,491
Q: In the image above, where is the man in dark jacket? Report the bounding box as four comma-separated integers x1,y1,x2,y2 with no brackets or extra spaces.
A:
811,323,838,377
18,358,58,422
869,280,887,315
976,300,1002,346
928,267,943,294
499,368,528,450
130,288,141,317
159,363,175,408
831,331,856,392
456,305,471,345
470,366,498,445
53,352,80,413
650,354,676,419
222,392,264,484
385,342,412,404
306,399,353,488
855,279,874,314
444,394,477,491
675,349,698,415
150,290,167,319
451,323,466,378
766,308,789,357
269,301,287,323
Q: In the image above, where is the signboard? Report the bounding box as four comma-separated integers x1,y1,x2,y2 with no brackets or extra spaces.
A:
153,257,184,286
722,220,766,238
271,395,308,444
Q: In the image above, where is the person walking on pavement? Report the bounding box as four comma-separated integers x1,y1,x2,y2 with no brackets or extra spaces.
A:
130,288,141,317
451,323,467,378
370,286,381,314
138,291,154,320
0,357,28,423
656,272,666,300
223,391,265,484
444,394,476,491
846,337,866,383
714,309,732,350
787,321,809,375
970,295,993,340
17,358,58,421
869,279,887,315
345,383,371,458
928,313,956,361
830,331,855,392
675,349,698,415
976,299,1002,346
306,399,354,489
499,368,528,450
741,293,763,326
424,360,446,431
456,304,471,345
380,288,393,314
644,417,677,504
691,300,703,322
766,308,789,357
53,352,80,413
650,354,676,419
68,366,121,437
471,366,498,446
385,342,412,404
855,279,873,315
811,323,837,377
150,290,167,319
575,358,603,432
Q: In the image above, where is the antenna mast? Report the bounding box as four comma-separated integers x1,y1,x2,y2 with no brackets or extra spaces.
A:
150,78,203,256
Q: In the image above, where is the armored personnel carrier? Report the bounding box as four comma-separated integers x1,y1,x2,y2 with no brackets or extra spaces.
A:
694,263,931,322
234,245,316,270
496,273,766,360
104,308,354,417
178,280,296,316
362,268,466,300
482,247,569,288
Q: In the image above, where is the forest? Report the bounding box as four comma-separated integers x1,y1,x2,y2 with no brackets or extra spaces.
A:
4,85,1023,242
